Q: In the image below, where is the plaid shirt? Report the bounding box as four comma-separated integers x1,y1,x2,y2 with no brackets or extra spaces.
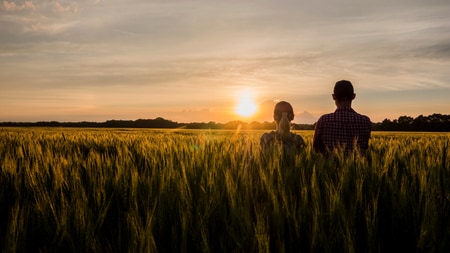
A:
313,107,371,155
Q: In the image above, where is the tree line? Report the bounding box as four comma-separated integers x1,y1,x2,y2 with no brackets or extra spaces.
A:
1,114,449,132
371,113,450,132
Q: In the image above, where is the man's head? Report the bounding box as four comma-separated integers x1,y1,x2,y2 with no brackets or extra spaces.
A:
273,101,294,123
333,80,355,102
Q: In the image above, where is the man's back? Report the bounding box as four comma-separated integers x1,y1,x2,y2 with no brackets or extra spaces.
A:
313,107,371,155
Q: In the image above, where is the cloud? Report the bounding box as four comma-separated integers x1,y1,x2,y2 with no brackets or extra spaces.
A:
1,0,78,14
2,1,36,12
52,1,79,14
1,0,450,122
296,111,317,124
0,1,92,36
415,42,450,60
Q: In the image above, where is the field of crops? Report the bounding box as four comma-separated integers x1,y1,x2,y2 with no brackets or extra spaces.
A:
0,127,449,252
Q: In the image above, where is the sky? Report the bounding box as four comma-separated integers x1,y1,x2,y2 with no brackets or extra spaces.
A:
1,0,449,124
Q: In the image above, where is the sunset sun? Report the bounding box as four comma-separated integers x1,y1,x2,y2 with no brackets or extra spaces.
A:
235,90,258,117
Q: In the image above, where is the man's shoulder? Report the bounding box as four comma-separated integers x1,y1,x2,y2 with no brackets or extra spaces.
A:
355,112,371,123
320,109,371,121
317,112,336,122
360,113,370,120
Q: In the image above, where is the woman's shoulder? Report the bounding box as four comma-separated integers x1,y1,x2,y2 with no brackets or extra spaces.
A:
292,133,305,145
261,131,276,141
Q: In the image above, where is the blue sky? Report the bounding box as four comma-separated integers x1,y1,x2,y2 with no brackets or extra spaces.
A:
1,0,449,123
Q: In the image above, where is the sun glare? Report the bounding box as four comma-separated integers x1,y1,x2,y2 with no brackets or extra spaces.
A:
235,90,258,117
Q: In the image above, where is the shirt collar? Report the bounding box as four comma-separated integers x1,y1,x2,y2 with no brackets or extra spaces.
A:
335,107,355,113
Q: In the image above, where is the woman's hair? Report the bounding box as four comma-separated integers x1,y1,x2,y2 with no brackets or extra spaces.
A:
273,101,294,121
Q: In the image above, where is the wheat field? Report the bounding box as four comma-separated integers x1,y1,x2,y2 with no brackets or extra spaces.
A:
0,128,449,253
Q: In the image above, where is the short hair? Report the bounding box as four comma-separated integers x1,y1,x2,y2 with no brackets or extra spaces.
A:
333,80,354,101
273,101,294,121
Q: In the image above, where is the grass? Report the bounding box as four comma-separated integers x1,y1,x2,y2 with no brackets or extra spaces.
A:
0,128,449,252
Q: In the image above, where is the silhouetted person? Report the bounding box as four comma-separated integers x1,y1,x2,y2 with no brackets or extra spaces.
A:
313,80,371,156
261,101,305,155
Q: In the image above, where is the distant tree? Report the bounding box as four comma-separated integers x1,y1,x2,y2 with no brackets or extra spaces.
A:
398,116,414,131
1,114,449,131
375,119,395,131
373,114,450,132
292,123,315,130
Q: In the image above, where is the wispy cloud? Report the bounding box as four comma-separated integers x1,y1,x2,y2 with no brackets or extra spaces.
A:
1,0,450,122
2,1,36,12
52,1,79,14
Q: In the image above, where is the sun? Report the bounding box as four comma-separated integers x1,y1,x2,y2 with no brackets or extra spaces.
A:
235,90,258,117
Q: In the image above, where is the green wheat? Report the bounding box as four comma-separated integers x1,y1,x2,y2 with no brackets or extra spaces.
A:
0,128,449,252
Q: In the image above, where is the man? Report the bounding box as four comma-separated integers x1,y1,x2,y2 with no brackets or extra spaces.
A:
260,101,305,155
313,80,371,156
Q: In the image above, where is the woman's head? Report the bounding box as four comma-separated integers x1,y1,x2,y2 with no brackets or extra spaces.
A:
273,101,294,122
